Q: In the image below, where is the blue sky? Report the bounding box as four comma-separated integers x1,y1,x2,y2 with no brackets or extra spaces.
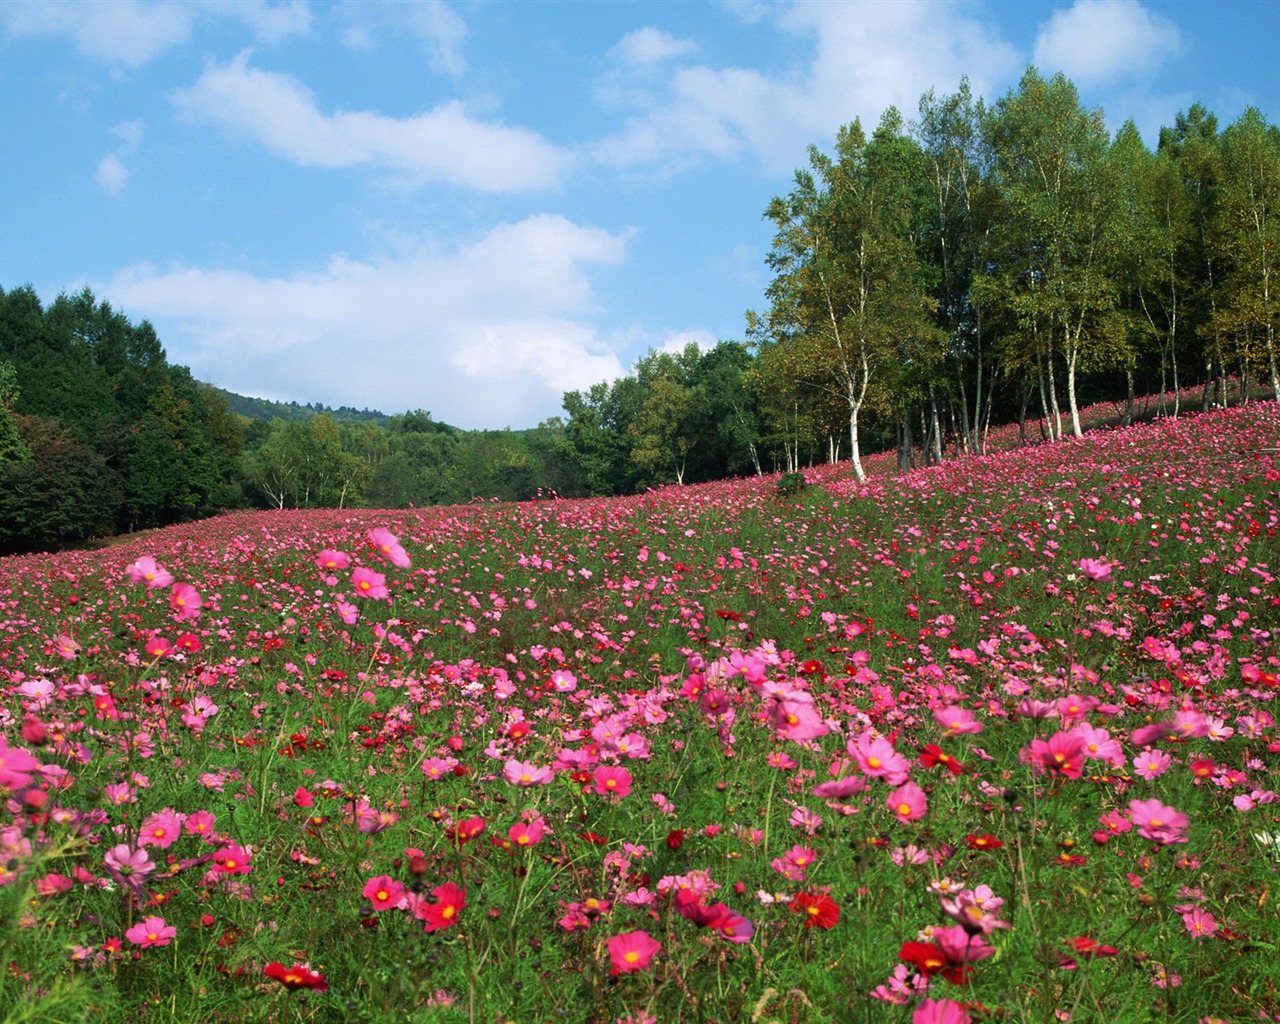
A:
2,0,1277,430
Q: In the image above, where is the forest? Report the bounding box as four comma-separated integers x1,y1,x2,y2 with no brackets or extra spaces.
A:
1,68,1278,553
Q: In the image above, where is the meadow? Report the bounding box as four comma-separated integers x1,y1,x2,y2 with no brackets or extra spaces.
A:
1,400,1278,1024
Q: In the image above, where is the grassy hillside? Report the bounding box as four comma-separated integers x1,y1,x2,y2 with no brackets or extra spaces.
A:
0,401,1277,1024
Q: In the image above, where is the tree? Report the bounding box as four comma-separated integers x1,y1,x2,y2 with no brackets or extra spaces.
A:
985,69,1118,438
1216,107,1280,399
915,79,998,454
757,111,939,481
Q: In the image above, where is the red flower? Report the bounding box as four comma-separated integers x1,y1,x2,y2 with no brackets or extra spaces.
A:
666,829,686,850
445,816,486,844
964,833,1002,851
919,743,967,776
789,891,840,929
899,940,948,976
264,961,328,991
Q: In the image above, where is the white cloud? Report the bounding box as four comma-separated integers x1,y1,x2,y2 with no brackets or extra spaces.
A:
99,215,632,429
96,154,129,195
338,1,468,74
1033,0,1182,89
0,0,308,66
407,0,468,75
614,27,698,66
591,1,1022,175
1,0,191,67
658,329,716,356
172,53,572,191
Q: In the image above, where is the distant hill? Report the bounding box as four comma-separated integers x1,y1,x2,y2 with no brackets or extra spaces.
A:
207,385,390,426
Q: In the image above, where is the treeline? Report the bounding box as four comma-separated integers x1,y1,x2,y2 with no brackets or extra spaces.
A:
737,69,1280,480
0,285,243,553
4,68,1279,551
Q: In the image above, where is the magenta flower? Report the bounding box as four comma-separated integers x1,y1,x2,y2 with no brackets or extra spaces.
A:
608,930,660,974
352,566,389,600
183,810,217,841
508,820,545,847
1026,730,1086,780
363,874,406,912
592,765,633,799
212,844,253,874
1181,907,1218,938
125,915,176,948
138,809,184,849
0,737,41,791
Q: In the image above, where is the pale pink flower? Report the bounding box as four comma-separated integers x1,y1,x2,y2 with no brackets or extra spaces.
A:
126,556,172,590
367,527,411,569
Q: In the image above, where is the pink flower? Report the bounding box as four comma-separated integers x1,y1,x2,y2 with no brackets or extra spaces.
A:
1133,748,1172,780
913,999,972,1024
608,930,660,974
1181,908,1218,939
212,844,253,874
1128,798,1188,845
1075,724,1124,766
352,566,389,600
1077,558,1114,581
315,549,350,571
183,810,217,840
592,765,633,799
368,527,411,568
508,820,545,847
933,707,983,737
168,582,202,620
850,733,911,785
138,809,184,849
125,915,175,948
933,924,994,964
886,781,928,823
504,759,553,786
336,598,359,624
126,556,172,590
362,874,406,912
772,697,829,742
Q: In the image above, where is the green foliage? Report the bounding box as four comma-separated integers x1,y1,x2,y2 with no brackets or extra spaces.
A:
775,470,806,496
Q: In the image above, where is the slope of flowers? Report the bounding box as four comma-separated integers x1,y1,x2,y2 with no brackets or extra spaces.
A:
0,403,1278,1024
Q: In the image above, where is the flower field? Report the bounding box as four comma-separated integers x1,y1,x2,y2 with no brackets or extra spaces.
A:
2,402,1279,1024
